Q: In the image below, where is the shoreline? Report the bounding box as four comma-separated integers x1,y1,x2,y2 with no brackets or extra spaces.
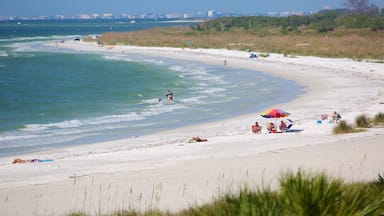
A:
0,41,383,215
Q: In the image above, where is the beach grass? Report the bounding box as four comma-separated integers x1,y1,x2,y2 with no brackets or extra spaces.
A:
332,120,357,134
88,27,384,60
67,170,384,216
332,112,384,134
355,114,372,128
372,112,384,125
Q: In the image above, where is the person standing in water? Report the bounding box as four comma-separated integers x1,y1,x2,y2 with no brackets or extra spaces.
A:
166,90,174,102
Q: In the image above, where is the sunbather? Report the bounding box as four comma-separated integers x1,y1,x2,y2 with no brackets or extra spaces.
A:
251,122,262,133
267,122,275,133
189,136,208,143
279,120,288,132
12,158,53,164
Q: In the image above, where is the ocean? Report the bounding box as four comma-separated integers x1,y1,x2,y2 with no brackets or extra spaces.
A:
0,19,303,157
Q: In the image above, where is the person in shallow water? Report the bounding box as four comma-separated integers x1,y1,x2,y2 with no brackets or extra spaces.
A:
166,90,174,102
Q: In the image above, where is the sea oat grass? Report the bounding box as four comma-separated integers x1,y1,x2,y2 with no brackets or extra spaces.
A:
372,112,384,124
355,114,371,128
93,27,384,59
370,173,384,191
68,171,384,216
332,120,357,134
279,170,343,215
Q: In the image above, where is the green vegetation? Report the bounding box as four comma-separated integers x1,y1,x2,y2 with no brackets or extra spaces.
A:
373,112,384,124
355,114,372,128
333,120,357,134
91,9,384,59
68,171,384,216
196,10,384,33
333,112,384,134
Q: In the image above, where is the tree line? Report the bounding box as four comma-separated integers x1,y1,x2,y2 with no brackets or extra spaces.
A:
192,1,384,33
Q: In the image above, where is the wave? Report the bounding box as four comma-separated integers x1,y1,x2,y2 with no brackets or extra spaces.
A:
177,96,207,105
0,133,52,143
0,35,76,43
0,51,8,57
102,53,167,66
22,112,145,132
102,54,134,62
200,87,226,95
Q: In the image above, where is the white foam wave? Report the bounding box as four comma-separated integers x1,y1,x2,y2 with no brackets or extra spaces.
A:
102,54,134,62
141,98,162,104
23,119,83,132
0,133,52,143
178,96,207,105
142,102,186,117
171,66,208,77
92,113,145,125
140,59,165,65
0,51,8,57
22,112,145,132
0,35,77,42
200,87,226,95
172,65,227,85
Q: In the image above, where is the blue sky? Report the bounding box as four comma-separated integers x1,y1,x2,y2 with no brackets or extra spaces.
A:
1,0,384,16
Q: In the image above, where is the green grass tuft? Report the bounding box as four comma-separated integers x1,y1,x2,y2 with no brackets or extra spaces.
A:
373,112,384,125
370,173,384,192
332,120,356,134
355,114,371,128
279,170,343,216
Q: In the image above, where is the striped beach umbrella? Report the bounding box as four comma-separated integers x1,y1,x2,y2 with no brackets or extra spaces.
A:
261,108,290,118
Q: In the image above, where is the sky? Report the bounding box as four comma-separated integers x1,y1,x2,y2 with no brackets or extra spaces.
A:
1,0,384,17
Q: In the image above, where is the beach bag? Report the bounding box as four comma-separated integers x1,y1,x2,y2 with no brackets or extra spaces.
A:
337,113,342,119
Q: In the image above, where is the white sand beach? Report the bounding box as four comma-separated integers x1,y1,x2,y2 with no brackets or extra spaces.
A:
0,41,383,216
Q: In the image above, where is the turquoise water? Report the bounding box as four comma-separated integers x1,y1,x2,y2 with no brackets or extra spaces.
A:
0,20,304,156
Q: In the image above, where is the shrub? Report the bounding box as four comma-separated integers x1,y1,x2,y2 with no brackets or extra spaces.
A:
355,114,371,128
373,112,384,124
259,53,270,58
332,120,355,134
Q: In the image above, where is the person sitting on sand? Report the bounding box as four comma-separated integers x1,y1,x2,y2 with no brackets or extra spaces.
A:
279,120,288,132
251,122,262,133
267,122,275,133
189,136,208,143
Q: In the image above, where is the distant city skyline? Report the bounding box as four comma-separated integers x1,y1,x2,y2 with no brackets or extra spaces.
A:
1,0,384,17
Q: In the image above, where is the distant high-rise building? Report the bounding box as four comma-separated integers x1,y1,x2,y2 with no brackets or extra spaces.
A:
207,10,215,17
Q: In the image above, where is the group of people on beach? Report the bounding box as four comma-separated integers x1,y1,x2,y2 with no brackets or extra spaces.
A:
317,111,342,124
252,110,342,134
252,120,291,134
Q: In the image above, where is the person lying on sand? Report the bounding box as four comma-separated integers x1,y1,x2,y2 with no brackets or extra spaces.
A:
12,158,53,164
188,136,208,143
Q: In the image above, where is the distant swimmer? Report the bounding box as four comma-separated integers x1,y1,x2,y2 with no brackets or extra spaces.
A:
166,90,174,102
